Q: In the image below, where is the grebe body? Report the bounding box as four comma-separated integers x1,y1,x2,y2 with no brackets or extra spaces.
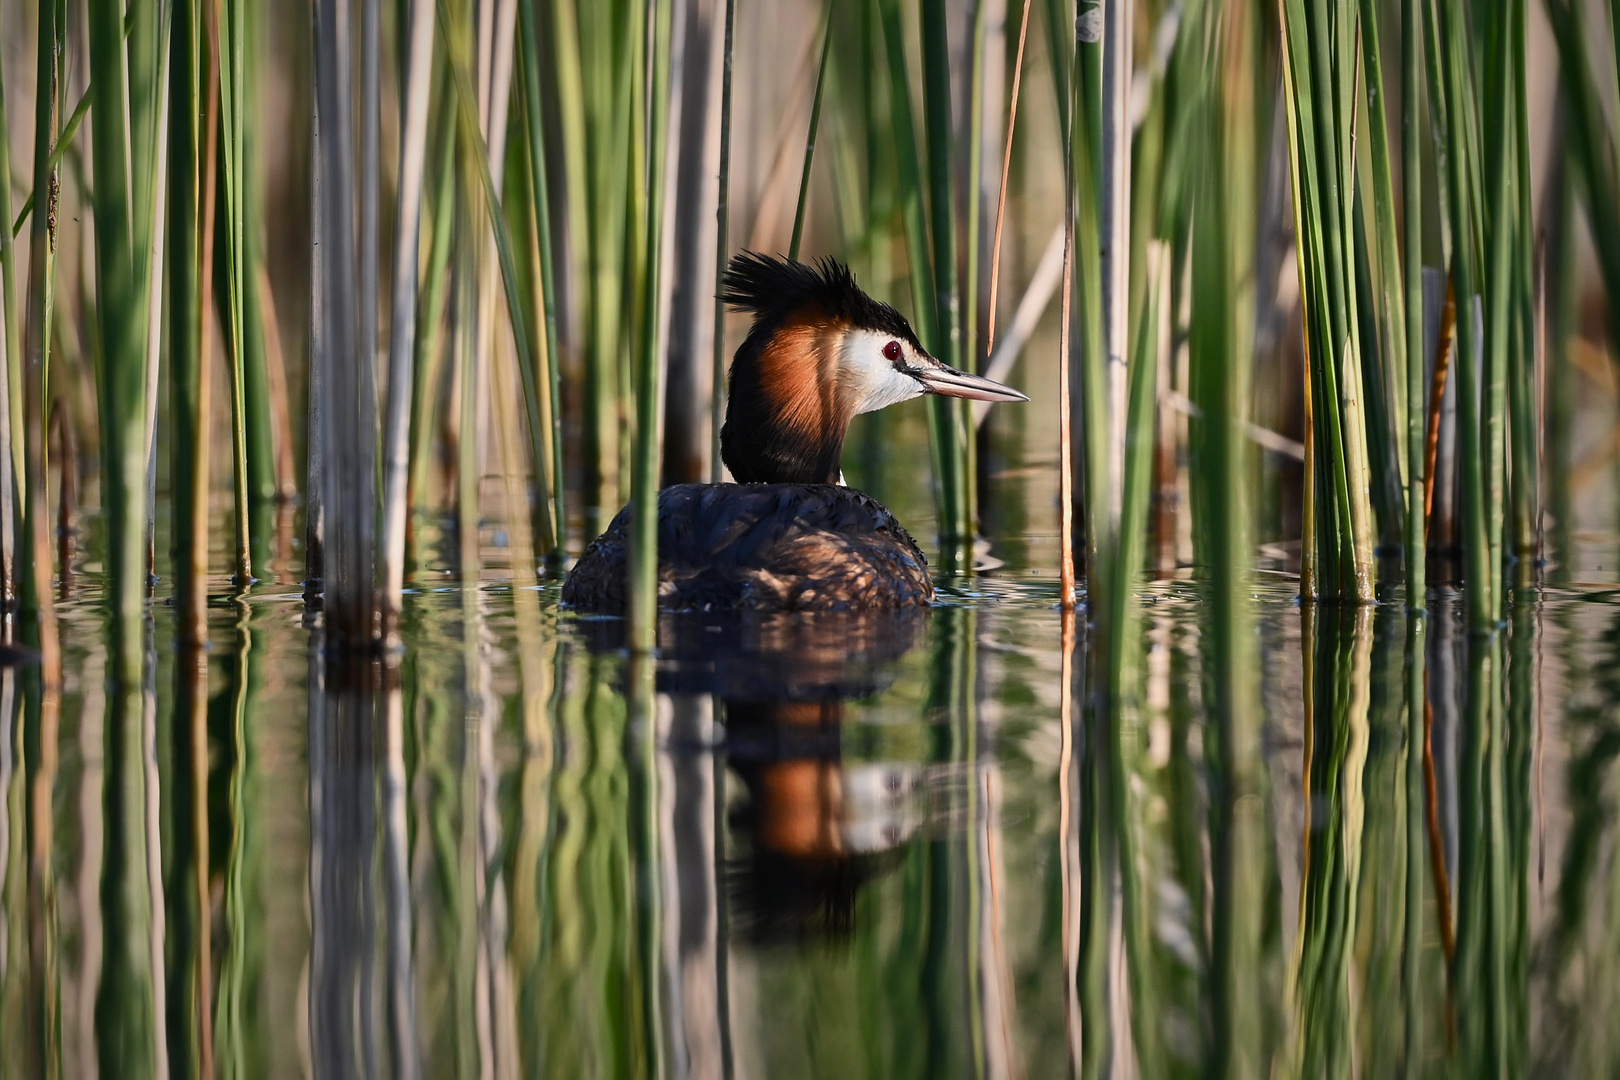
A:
563,253,1026,613
562,482,930,612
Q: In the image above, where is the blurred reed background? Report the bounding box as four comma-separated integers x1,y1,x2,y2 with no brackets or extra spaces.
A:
0,0,1617,647
2,0,1620,1076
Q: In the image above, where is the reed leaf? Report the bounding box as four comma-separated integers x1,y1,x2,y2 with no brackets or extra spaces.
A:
789,2,835,263
1278,0,1376,601
874,0,951,554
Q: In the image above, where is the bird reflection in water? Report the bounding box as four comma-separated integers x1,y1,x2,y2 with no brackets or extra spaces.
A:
582,605,930,943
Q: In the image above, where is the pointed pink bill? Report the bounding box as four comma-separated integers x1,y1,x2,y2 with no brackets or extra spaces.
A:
912,363,1030,403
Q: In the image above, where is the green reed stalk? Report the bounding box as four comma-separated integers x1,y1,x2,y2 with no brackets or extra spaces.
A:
516,0,566,561
921,0,971,552
1428,0,1494,629
629,0,679,652
445,0,553,578
1503,2,1538,575
171,0,212,645
1480,2,1519,608
1278,0,1375,602
789,2,835,263
1402,0,1425,606
577,0,632,532
380,0,436,626
875,0,947,544
1358,0,1409,532
220,0,261,583
240,60,277,566
1068,0,1112,604
1353,190,1405,554
88,0,165,681
0,49,22,605
1545,159,1575,583
19,1,62,681
408,84,457,560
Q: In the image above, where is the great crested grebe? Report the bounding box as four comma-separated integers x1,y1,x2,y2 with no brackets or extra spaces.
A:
562,252,1028,613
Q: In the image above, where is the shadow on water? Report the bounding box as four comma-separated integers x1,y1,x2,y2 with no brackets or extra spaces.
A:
2,575,1620,1076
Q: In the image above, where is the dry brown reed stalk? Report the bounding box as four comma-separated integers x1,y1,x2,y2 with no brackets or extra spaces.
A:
985,0,1032,357
1059,219,1076,607
1424,281,1456,521
182,0,224,642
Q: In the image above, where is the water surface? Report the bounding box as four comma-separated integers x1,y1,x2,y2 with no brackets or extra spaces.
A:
2,531,1618,1077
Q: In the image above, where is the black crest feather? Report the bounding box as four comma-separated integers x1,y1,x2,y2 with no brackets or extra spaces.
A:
720,251,923,349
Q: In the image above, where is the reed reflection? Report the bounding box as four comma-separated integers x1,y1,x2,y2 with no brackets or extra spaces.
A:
304,642,422,1080
8,579,1620,1076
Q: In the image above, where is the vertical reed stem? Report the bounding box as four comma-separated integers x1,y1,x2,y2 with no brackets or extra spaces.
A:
711,0,736,483
314,0,378,646
516,0,566,561
173,0,216,645
0,48,22,607
381,0,437,630
1101,0,1132,541
921,0,969,552
1402,0,1426,606
629,0,684,650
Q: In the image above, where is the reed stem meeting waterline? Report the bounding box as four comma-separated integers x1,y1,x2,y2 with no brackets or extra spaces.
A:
1,0,1620,1074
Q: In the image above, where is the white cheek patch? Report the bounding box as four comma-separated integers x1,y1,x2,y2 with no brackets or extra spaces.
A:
838,328,926,414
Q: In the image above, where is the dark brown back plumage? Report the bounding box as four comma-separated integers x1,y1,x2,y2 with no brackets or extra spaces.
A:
560,483,933,613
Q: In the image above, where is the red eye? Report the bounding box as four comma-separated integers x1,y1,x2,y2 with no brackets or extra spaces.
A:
882,340,903,362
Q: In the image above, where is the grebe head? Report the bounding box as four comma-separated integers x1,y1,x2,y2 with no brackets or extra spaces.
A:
719,252,1028,484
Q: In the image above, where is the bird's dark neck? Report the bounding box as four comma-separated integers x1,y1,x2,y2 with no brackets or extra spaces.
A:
720,323,851,484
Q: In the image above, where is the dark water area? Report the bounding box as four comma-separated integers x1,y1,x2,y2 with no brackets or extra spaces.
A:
3,520,1620,1077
